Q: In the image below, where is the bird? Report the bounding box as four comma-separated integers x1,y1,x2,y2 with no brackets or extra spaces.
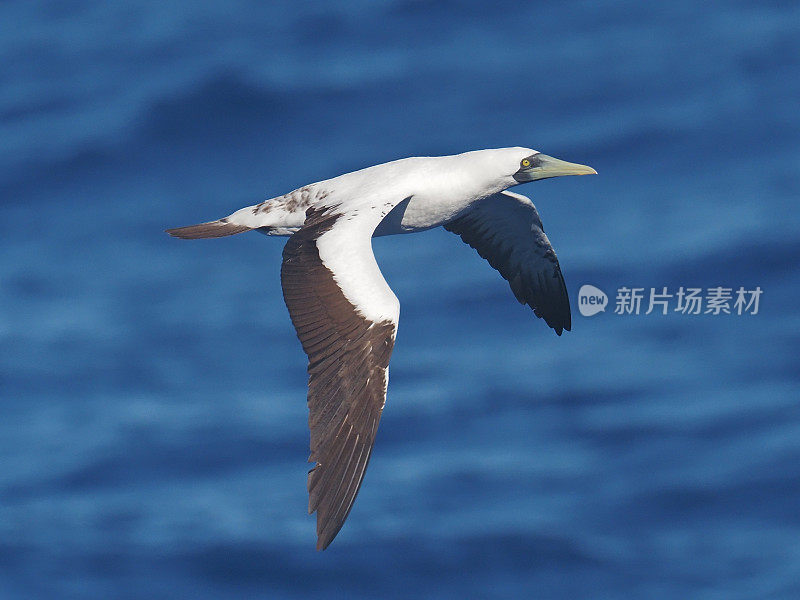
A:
166,147,596,549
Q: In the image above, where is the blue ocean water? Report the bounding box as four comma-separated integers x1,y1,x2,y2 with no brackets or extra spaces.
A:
1,1,799,598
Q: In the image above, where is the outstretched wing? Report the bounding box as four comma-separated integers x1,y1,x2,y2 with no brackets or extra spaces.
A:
445,190,571,334
281,207,400,550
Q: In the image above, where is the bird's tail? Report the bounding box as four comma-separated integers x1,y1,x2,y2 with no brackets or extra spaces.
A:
167,195,310,240
165,219,253,239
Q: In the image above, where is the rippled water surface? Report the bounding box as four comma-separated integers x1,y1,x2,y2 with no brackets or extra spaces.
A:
1,1,799,598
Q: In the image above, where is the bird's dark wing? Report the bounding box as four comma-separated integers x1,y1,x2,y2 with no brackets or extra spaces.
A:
444,190,571,334
281,207,398,550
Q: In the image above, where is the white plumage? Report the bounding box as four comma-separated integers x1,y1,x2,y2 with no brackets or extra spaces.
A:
167,147,596,549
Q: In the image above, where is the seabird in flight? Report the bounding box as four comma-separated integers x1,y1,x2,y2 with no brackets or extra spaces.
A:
167,147,596,549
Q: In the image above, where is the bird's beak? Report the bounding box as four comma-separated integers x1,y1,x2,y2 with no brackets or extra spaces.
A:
513,154,597,183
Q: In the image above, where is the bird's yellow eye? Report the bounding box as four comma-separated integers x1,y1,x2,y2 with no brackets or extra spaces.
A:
521,158,531,167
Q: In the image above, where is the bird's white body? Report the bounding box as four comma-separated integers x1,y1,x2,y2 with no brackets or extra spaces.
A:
166,146,595,550
224,148,537,237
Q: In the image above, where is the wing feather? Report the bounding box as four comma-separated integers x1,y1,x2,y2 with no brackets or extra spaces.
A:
281,207,398,550
445,190,571,334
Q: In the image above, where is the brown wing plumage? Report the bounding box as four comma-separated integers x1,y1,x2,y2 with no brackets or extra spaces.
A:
280,209,396,550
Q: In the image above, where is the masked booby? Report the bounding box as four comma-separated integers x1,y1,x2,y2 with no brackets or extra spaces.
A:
167,147,596,549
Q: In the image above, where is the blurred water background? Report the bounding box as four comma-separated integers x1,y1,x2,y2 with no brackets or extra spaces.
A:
1,1,799,598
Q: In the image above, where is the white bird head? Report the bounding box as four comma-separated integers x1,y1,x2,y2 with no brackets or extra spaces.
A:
432,147,597,202
459,147,597,193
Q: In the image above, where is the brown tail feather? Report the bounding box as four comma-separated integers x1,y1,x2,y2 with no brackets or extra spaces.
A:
165,219,252,239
